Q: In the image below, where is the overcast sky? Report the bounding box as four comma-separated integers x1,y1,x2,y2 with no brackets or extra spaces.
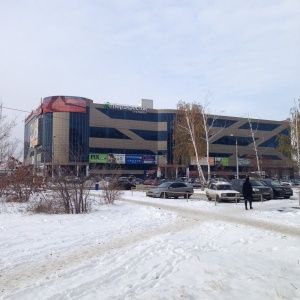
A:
0,0,299,142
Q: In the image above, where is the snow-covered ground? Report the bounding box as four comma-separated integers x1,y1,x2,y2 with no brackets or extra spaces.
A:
1,189,300,300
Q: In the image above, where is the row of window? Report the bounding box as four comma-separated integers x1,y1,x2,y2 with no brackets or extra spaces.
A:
98,108,281,131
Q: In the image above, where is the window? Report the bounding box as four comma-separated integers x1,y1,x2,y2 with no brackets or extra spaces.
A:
238,122,280,131
131,129,167,141
207,118,237,128
90,127,130,139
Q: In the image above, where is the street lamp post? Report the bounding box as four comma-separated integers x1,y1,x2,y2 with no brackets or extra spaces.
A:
235,138,239,179
164,155,167,178
231,134,239,179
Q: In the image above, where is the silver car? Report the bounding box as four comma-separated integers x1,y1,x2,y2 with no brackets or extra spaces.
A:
146,182,194,199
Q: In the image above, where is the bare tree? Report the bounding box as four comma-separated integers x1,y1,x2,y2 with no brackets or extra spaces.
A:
99,172,124,204
173,96,225,185
43,141,96,213
277,99,300,176
3,157,45,202
0,104,21,164
290,99,300,176
246,115,262,176
173,101,206,184
48,174,94,213
198,96,225,182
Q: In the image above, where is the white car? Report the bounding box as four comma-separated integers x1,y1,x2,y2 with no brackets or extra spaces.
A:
206,182,241,202
280,180,292,187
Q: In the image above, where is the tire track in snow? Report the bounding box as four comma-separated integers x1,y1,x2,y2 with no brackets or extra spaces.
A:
0,214,201,295
2,198,299,297
121,198,300,237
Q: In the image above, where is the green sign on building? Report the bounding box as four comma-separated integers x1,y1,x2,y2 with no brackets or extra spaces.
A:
89,153,108,163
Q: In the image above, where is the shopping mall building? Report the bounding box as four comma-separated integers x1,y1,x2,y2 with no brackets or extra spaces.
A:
24,96,292,179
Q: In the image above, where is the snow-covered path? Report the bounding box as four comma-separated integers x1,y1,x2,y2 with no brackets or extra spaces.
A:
121,198,300,237
1,191,300,299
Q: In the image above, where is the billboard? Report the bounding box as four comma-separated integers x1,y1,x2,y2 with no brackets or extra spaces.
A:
43,96,86,114
108,154,125,164
190,157,215,166
238,158,251,166
125,154,143,164
215,157,229,167
89,153,108,163
89,153,156,164
30,118,39,147
143,155,157,164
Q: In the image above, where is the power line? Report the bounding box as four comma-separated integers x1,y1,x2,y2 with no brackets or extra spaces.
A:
2,106,31,113
1,105,84,123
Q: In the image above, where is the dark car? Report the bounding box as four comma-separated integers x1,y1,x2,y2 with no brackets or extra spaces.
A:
110,179,136,190
260,179,293,199
290,179,300,186
132,178,144,185
146,182,194,199
187,178,202,188
231,179,273,200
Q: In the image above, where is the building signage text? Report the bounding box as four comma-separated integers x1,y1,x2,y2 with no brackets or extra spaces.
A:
104,102,147,113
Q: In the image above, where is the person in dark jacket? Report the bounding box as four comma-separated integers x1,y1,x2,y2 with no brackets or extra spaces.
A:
242,177,253,210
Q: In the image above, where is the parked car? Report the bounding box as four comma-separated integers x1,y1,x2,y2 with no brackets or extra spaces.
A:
208,177,229,186
157,178,171,185
143,179,159,186
280,180,292,187
146,182,194,199
175,177,189,183
290,179,300,186
231,179,273,200
210,177,228,183
260,179,293,199
132,178,144,185
187,178,202,188
206,182,241,202
110,179,136,190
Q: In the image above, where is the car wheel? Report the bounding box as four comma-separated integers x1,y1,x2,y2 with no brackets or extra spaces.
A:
159,193,165,198
216,196,221,202
284,196,290,199
207,197,212,201
174,196,178,199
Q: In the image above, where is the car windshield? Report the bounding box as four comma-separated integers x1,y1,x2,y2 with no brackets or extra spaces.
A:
250,180,265,186
268,180,282,187
217,185,234,190
158,182,171,188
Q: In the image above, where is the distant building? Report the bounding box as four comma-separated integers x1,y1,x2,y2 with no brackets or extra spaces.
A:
24,96,292,179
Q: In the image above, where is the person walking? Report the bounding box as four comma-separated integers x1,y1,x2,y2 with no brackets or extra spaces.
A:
243,176,253,210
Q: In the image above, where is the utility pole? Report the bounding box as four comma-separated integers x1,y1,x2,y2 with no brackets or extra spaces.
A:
236,138,239,179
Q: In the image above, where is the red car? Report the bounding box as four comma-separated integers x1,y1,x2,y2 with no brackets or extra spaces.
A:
143,179,159,186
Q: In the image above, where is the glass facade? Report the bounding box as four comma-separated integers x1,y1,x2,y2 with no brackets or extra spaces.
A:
43,113,53,162
69,109,89,162
90,127,131,139
24,96,290,178
131,130,167,141
212,136,257,146
238,122,280,131
207,118,237,127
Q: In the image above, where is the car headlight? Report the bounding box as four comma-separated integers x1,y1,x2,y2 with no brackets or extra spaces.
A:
221,193,226,197
253,188,259,192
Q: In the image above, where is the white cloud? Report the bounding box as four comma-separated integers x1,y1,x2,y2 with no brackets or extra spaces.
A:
0,0,299,141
